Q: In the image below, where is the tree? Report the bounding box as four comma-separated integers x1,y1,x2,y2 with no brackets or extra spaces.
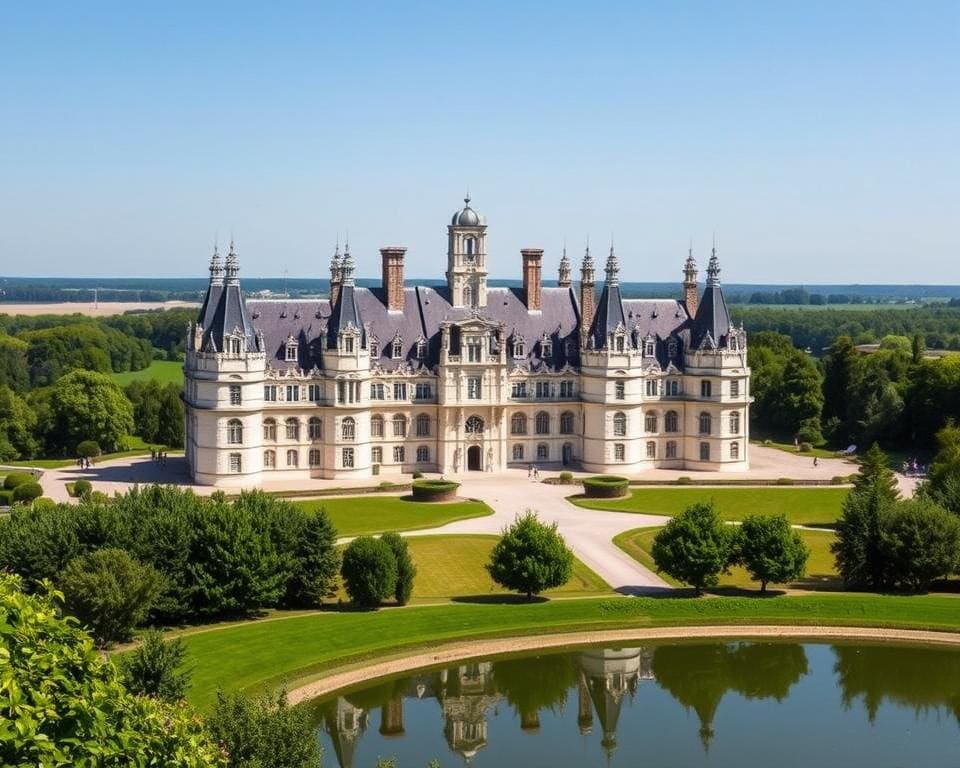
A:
0,503,81,585
120,630,192,702
285,508,340,607
733,514,809,592
380,531,417,605
341,536,398,608
157,382,185,447
651,503,733,595
0,574,224,767
0,383,38,460
853,443,900,499
877,498,960,591
925,422,960,514
76,439,101,459
60,548,164,645
44,369,134,455
832,478,897,590
776,353,825,438
486,511,574,598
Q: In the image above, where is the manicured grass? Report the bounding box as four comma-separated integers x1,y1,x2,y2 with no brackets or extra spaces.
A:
572,487,848,527
614,526,841,591
2,436,182,469
754,439,848,460
178,592,960,711
110,360,184,386
295,495,493,538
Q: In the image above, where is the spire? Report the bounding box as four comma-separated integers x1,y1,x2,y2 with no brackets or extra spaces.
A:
706,244,721,286
209,243,223,286
558,244,572,288
224,239,240,285
330,237,342,272
581,241,595,284
340,237,355,287
604,242,620,287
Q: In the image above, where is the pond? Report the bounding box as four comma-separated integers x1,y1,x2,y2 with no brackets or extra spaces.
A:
305,640,960,767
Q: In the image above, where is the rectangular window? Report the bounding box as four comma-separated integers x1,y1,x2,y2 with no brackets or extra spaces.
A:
416,446,429,462
337,381,346,404
393,446,405,463
394,382,407,401
511,382,528,398
467,342,482,362
344,336,354,353
614,443,625,462
615,381,625,400
229,453,242,473
229,385,241,405
666,441,677,459
371,446,383,464
286,385,299,402
700,442,711,461
536,381,551,399
560,380,574,398
264,385,277,402
645,380,658,396
701,380,712,398
666,380,680,396
342,447,354,468
467,377,482,399
414,383,432,400
646,441,656,458
308,384,322,402
542,341,552,359
730,380,740,397
513,444,524,460
370,383,385,400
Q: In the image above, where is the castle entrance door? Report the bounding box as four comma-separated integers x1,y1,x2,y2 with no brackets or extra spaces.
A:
467,445,482,471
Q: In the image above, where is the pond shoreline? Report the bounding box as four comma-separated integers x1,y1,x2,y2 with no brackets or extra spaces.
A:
286,624,960,704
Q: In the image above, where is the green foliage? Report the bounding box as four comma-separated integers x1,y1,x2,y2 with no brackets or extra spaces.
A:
60,548,164,645
747,332,824,439
76,439,101,458
341,536,398,608
925,422,960,514
733,514,809,592
486,511,574,598
12,481,43,503
0,503,82,583
877,498,960,592
582,475,630,498
651,503,733,594
4,471,35,489
72,478,93,498
833,483,895,589
206,689,321,768
380,532,417,605
411,478,459,501
0,574,225,767
0,332,30,392
40,369,134,454
283,508,340,607
558,471,574,485
120,630,192,702
853,443,900,498
0,489,11,506
0,384,38,460
125,379,185,447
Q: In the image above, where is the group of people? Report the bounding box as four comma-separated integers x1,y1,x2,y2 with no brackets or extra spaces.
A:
527,464,541,481
150,448,169,467
902,458,929,477
75,456,93,469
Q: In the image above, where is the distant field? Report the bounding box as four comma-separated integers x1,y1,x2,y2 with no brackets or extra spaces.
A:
0,300,198,317
111,360,184,386
729,303,939,311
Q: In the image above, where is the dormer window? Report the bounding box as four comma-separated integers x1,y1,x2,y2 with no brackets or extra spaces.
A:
513,338,525,358
644,340,655,357
391,336,403,359
285,339,298,361
564,339,575,357
344,336,354,353
231,337,242,355
542,341,552,359
615,334,625,353
415,338,427,359
370,341,379,358
729,335,739,351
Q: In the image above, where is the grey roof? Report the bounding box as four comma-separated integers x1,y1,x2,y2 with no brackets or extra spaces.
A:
587,282,628,349
690,283,732,349
326,284,364,347
199,282,259,353
450,196,484,227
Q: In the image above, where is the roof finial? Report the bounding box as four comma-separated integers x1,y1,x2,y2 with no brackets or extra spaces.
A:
464,188,471,207
605,240,620,287
706,241,721,286
224,239,240,285
209,241,224,285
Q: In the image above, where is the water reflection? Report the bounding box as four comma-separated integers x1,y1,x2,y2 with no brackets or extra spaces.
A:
315,642,960,767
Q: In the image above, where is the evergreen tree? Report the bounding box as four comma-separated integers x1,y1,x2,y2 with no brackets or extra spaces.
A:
380,531,416,605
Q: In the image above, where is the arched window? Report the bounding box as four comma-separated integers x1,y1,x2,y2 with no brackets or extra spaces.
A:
416,445,429,462
731,441,740,460
463,284,473,308
645,413,657,432
559,411,574,435
227,419,243,445
309,449,321,466
646,441,656,459
263,418,277,441
537,443,549,460
308,417,322,441
263,449,276,468
465,415,484,434
465,237,475,256
341,416,355,441
416,413,430,436
729,411,740,434
511,413,527,435
535,411,550,435
285,417,300,440
370,415,384,438
392,414,407,437
286,449,298,467
699,412,712,435
613,412,627,437
665,411,679,433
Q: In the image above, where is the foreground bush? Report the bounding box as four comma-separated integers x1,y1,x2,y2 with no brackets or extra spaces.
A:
341,536,398,608
733,514,809,592
0,574,224,767
120,630,192,702
878,498,960,592
380,531,417,605
411,478,459,502
582,475,629,498
12,481,43,503
4,471,35,490
72,478,93,498
652,503,733,594
487,511,574,598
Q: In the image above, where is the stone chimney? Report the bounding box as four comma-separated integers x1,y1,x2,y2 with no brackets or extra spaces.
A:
682,247,699,317
579,246,596,334
380,246,406,311
521,248,543,311
329,244,342,306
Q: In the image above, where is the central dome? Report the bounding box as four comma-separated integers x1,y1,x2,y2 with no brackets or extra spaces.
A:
451,195,483,226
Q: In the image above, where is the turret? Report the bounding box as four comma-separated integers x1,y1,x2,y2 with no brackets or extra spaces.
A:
683,246,699,316
558,246,572,288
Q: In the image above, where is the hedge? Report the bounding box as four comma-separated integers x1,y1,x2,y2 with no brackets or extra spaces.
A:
4,472,35,491
411,479,460,502
12,482,44,503
0,489,11,506
582,475,630,498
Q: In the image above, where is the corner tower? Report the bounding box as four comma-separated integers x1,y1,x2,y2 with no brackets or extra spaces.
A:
447,195,488,309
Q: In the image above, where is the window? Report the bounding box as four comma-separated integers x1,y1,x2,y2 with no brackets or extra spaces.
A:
394,382,407,401
392,414,407,437
286,449,298,467
337,381,346,404
511,413,527,435
535,411,550,435
392,338,403,359
285,418,300,440
393,446,405,463
309,449,321,466
615,335,625,353
560,380,574,398
416,339,427,359
465,236,475,256
467,341,482,362
729,411,740,434
646,441,656,459
731,441,740,460
370,415,384,438
560,411,574,435
415,382,432,400
615,381,625,400
341,417,355,441
286,385,299,402
231,337,241,355
512,444,524,460
264,385,278,402
308,384,322,402
613,412,627,437
417,445,429,463
467,377,482,399
264,449,275,468
465,415,484,434
645,413,657,432
285,342,297,362
666,379,680,396
645,380,658,396
542,341,552,359
416,413,430,436
701,380,712,398
344,336,354,354
372,446,382,464
511,382,528,398
229,453,242,473
308,417,322,440
513,340,525,358
700,442,711,461
730,380,740,398
370,382,385,400
342,447,354,468
564,339,575,357
614,443,625,462
644,340,655,357
229,385,241,405
536,381,551,399
665,411,679,433
537,443,549,460
263,418,277,441
666,440,677,459
370,341,379,358
463,285,474,307
227,419,243,444
699,412,712,435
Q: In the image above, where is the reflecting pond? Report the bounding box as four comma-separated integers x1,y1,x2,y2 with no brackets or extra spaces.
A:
306,641,960,767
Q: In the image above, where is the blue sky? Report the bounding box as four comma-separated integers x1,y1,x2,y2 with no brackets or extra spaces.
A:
1,1,957,283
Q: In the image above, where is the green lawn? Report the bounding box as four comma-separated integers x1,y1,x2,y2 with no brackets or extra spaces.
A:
614,526,841,591
2,436,181,469
110,360,184,386
573,487,848,527
177,592,960,711
754,438,848,460
295,495,494,538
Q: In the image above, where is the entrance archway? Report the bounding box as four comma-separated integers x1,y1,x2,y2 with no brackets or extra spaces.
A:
562,443,573,466
467,445,482,471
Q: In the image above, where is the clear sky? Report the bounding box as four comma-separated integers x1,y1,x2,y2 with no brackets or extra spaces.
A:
1,1,957,284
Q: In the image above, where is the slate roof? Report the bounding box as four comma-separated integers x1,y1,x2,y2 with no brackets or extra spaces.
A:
200,281,259,353
690,282,732,349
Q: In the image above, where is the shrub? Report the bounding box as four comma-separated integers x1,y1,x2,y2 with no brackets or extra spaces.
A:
877,498,960,592
60,548,164,645
378,480,395,491
582,475,629,498
487,511,574,598
733,514,809,592
73,478,93,499
796,416,824,446
411,479,460,502
675,476,693,485
340,536,398,608
651,502,734,595
119,630,191,702
12,482,43,503
0,489,11,506
831,475,850,485
558,471,574,485
380,532,416,605
88,490,109,503
76,439,102,459
775,477,795,486
4,471,34,490
763,439,773,445
798,442,813,453
411,471,424,479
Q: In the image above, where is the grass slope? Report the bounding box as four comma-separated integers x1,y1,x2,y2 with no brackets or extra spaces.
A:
573,487,848,527
110,360,184,386
180,593,960,710
295,496,493,538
